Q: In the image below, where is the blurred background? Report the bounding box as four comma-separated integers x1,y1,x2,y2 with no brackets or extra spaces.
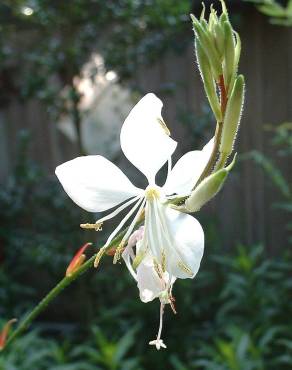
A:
0,0,291,369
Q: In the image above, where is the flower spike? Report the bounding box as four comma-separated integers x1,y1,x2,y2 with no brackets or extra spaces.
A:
0,318,17,351
66,243,92,277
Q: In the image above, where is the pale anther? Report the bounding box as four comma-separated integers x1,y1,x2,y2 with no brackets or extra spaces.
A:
80,222,103,231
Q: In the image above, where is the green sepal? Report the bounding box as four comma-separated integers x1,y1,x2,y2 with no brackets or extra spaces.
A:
192,16,222,79
223,21,235,92
195,39,222,122
228,30,241,96
220,75,245,156
214,21,225,58
185,154,237,212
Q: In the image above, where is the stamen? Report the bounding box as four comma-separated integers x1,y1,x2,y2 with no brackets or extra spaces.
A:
149,303,167,350
113,198,146,264
89,195,141,231
94,245,107,268
113,240,126,264
80,222,103,231
161,250,166,273
157,117,171,136
106,197,144,254
153,258,163,279
178,261,193,277
120,198,146,247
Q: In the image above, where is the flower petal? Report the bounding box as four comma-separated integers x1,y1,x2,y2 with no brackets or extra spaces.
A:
120,93,177,184
162,207,204,279
136,252,166,303
55,155,142,212
163,137,214,196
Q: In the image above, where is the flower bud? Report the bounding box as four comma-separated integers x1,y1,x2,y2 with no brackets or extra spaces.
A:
223,21,235,91
66,242,92,277
191,15,222,80
195,39,222,122
228,31,242,96
185,155,236,212
219,75,245,156
220,0,228,18
214,21,225,58
0,319,17,351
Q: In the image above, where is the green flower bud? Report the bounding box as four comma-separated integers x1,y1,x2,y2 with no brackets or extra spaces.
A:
191,16,222,79
185,155,236,212
195,39,222,122
220,0,228,18
223,21,235,91
228,30,241,96
214,21,225,58
208,5,218,33
220,75,245,156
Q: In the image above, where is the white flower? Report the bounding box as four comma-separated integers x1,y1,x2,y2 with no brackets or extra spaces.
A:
55,93,213,348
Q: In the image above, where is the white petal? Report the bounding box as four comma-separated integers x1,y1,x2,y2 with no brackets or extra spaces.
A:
163,137,214,196
135,240,167,303
120,93,177,183
137,257,166,303
55,155,142,212
162,207,204,279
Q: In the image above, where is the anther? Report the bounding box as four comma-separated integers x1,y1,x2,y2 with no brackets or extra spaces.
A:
113,241,126,264
153,259,163,279
80,222,103,231
157,118,170,136
178,261,193,276
161,250,166,273
94,246,107,268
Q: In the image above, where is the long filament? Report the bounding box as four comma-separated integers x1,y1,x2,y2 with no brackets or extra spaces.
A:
105,196,144,247
96,195,141,224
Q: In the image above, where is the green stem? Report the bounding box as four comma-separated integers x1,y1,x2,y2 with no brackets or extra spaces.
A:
4,222,140,350
194,121,223,187
214,151,229,171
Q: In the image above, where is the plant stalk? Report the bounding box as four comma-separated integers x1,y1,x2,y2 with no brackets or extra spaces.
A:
4,222,141,350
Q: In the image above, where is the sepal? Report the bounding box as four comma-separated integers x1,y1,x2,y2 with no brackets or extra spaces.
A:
219,75,245,156
185,154,236,212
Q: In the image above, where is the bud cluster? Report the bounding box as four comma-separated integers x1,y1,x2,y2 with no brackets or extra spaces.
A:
191,0,245,158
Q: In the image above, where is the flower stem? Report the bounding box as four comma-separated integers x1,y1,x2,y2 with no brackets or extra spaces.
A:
194,75,228,187
194,120,223,187
4,221,143,350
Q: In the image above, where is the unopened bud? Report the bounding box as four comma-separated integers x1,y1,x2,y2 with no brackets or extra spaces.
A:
0,319,17,351
223,21,235,91
214,21,225,58
220,75,245,156
185,155,236,212
66,242,92,277
220,0,228,17
195,39,222,122
191,15,222,80
228,31,242,96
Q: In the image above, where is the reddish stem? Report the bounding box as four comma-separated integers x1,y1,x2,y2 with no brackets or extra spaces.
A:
219,75,228,115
